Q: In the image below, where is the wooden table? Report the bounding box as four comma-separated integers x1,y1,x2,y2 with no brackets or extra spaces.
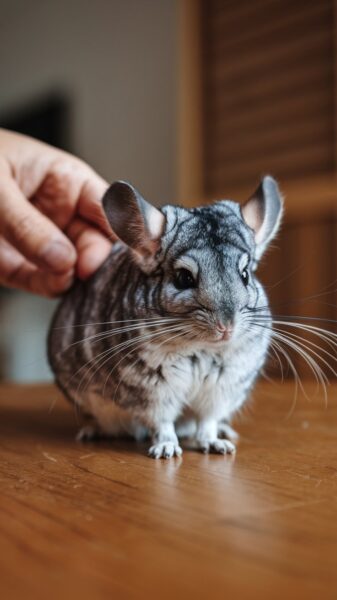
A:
0,382,336,599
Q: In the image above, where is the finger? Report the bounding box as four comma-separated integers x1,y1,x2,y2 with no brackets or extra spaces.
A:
0,175,77,273
31,158,94,229
0,130,112,236
67,218,112,279
0,236,75,297
77,174,115,239
32,159,114,241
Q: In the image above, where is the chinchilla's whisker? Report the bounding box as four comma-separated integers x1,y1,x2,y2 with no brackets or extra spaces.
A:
77,325,184,394
245,280,337,312
259,363,274,383
270,339,300,414
271,327,337,366
107,327,192,402
247,322,309,404
53,317,179,339
263,265,305,291
248,318,337,349
267,341,285,381
56,319,182,356
272,321,337,343
247,318,337,354
111,330,193,399
70,324,183,394
275,338,329,411
246,316,337,345
268,338,302,416
77,336,154,398
271,331,330,384
101,325,191,399
245,310,337,327
248,319,331,395
248,322,300,383
53,316,180,329
79,325,187,398
245,320,285,381
270,330,329,408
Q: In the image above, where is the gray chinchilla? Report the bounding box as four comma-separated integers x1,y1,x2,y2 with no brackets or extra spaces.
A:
48,176,282,458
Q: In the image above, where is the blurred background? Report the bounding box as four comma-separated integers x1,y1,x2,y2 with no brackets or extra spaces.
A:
0,0,336,381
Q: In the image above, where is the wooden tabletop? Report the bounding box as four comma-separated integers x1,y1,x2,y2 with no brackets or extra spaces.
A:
0,381,336,600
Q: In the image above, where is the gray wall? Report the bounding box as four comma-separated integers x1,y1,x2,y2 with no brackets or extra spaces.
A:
0,0,178,381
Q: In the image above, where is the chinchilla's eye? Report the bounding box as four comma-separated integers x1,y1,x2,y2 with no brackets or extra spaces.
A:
240,268,249,286
173,268,196,290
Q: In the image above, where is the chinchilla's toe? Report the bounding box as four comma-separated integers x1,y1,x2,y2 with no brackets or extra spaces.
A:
76,425,103,442
198,438,236,455
148,441,183,459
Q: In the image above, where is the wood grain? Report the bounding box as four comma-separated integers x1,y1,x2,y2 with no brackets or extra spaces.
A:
0,382,336,599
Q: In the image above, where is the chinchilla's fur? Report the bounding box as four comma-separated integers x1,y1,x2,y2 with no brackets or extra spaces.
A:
48,176,283,458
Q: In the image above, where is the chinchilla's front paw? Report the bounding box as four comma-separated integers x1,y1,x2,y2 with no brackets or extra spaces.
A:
197,438,236,455
148,441,183,459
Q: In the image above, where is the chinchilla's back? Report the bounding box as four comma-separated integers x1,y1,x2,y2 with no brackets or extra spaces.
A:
48,241,135,403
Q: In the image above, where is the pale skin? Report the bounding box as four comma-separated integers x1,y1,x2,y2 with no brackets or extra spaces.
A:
0,129,114,297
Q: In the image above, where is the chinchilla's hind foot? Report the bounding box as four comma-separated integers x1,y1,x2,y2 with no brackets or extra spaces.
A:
76,424,105,442
198,438,236,455
217,421,239,442
196,419,237,455
76,421,149,444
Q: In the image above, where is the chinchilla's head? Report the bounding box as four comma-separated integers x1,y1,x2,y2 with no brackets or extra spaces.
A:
102,177,283,346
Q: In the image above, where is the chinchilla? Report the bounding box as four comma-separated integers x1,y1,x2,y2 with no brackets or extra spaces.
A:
48,176,283,458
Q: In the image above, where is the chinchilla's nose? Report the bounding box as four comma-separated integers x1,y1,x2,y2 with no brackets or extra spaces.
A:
216,320,234,340
217,303,235,327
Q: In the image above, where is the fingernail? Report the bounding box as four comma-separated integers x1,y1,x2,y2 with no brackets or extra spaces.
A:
42,241,76,271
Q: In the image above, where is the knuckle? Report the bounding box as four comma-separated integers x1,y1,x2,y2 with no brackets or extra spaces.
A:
6,212,36,246
5,262,24,285
49,156,87,187
0,259,27,291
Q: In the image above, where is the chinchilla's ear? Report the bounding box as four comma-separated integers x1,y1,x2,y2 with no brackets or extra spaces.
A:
241,176,283,260
102,181,165,259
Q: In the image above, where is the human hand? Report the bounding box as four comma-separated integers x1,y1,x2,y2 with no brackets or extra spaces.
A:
0,129,113,296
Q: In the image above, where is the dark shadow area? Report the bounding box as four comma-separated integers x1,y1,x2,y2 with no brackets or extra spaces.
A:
0,400,148,455
0,402,78,442
0,92,72,150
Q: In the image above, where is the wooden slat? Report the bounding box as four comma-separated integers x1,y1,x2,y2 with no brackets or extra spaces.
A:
207,19,332,84
208,2,331,54
207,60,333,114
207,107,332,160
202,0,335,196
207,86,332,135
207,0,306,30
206,141,334,193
